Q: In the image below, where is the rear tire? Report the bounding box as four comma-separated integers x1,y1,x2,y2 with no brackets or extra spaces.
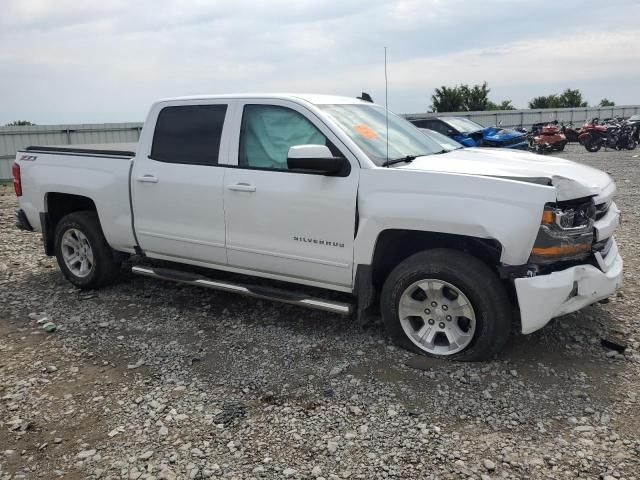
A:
380,249,512,361
54,211,122,289
585,137,602,152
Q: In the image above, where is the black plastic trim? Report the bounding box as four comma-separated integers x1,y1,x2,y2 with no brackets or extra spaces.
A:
24,145,135,157
354,264,378,326
15,209,33,231
39,212,54,256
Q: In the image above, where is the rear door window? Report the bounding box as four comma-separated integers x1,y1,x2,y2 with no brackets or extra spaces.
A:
151,104,227,165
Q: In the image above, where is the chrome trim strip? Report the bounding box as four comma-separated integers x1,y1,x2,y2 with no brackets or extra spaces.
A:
227,244,350,268
137,231,225,248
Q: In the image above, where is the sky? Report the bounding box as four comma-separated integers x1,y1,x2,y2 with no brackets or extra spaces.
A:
1,0,639,125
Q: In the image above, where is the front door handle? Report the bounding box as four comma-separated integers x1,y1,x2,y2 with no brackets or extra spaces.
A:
227,183,256,192
136,175,159,183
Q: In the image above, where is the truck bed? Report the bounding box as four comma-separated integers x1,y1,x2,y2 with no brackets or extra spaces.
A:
16,142,137,253
25,143,137,158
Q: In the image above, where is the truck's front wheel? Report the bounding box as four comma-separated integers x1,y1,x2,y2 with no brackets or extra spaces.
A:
380,249,511,361
54,211,122,289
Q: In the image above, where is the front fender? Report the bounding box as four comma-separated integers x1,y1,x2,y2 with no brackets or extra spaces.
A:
355,168,556,267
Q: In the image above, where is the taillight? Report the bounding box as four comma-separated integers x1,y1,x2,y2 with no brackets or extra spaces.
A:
12,162,22,197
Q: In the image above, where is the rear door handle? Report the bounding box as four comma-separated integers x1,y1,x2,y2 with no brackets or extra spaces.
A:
136,175,159,183
227,183,256,192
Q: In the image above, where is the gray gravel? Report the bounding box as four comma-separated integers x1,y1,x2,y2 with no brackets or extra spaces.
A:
1,143,639,479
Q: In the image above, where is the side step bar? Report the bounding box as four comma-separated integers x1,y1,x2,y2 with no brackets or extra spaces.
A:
131,266,353,316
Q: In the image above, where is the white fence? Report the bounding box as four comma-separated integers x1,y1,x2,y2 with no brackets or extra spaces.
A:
404,105,640,129
2,104,640,180
0,123,142,180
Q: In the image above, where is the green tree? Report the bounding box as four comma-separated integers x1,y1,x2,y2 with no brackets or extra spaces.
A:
430,82,514,112
460,82,491,111
558,89,588,107
430,85,465,112
5,120,35,126
528,89,588,109
599,98,615,107
528,95,561,109
486,100,516,111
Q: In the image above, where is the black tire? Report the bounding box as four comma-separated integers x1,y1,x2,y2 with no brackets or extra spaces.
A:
380,249,512,361
585,137,602,152
54,211,122,289
553,141,567,151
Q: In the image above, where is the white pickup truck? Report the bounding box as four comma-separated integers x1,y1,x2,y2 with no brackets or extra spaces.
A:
13,94,623,360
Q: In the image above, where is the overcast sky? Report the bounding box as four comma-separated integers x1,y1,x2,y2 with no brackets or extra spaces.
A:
2,0,639,125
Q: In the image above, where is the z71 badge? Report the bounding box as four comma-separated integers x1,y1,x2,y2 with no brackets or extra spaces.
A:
19,154,37,161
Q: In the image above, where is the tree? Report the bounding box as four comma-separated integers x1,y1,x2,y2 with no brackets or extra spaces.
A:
5,120,35,126
460,82,491,111
430,85,465,112
528,95,561,109
599,98,615,107
528,89,588,109
486,100,516,111
430,82,514,112
558,89,587,108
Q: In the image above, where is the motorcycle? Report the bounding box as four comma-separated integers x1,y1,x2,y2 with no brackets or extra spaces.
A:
528,121,567,153
560,122,582,143
579,118,637,151
626,114,640,143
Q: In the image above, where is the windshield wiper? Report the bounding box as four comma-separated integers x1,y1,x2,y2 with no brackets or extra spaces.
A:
382,155,421,167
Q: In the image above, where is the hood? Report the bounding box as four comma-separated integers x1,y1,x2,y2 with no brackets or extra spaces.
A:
398,147,615,202
483,126,525,141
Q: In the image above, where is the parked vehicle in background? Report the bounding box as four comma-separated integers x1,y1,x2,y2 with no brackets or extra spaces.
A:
409,117,528,150
579,118,637,152
560,122,583,143
418,128,464,151
624,115,640,144
528,121,567,153
13,94,623,361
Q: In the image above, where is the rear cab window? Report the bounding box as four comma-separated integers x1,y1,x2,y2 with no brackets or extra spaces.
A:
151,104,227,165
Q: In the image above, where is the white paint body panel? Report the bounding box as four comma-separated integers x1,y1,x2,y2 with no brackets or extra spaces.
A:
15,94,623,338
15,151,136,251
515,239,623,334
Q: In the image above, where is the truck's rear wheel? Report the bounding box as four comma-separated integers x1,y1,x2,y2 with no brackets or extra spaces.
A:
54,211,122,289
380,249,511,361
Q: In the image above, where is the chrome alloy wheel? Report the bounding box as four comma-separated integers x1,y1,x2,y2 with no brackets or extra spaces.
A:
398,279,476,355
61,228,94,278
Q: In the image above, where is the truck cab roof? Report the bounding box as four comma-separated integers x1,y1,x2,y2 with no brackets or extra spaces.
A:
155,93,371,106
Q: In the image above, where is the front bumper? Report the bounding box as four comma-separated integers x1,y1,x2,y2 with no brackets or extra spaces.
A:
514,238,623,334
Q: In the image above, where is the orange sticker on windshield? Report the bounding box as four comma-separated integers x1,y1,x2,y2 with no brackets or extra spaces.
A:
353,123,378,139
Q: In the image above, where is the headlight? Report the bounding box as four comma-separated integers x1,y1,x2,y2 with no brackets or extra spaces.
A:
529,203,595,263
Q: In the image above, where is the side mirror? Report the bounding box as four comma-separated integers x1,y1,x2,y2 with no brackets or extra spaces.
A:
287,145,349,176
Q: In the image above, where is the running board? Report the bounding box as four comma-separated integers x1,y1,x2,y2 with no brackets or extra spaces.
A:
131,266,353,315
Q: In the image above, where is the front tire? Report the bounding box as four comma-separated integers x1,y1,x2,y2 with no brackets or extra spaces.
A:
54,211,122,289
380,249,512,361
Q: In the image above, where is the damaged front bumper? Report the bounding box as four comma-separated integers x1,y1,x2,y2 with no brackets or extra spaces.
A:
514,237,623,334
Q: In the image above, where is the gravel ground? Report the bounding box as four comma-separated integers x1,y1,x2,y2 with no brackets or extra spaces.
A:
1,143,639,480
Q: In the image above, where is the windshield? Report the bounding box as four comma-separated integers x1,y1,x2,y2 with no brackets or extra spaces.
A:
419,128,463,150
442,117,484,133
319,104,448,166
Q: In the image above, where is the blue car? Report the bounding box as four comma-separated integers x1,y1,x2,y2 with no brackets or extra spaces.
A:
410,116,528,150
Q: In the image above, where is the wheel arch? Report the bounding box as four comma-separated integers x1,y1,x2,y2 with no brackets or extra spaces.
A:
355,229,504,322
42,192,98,255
